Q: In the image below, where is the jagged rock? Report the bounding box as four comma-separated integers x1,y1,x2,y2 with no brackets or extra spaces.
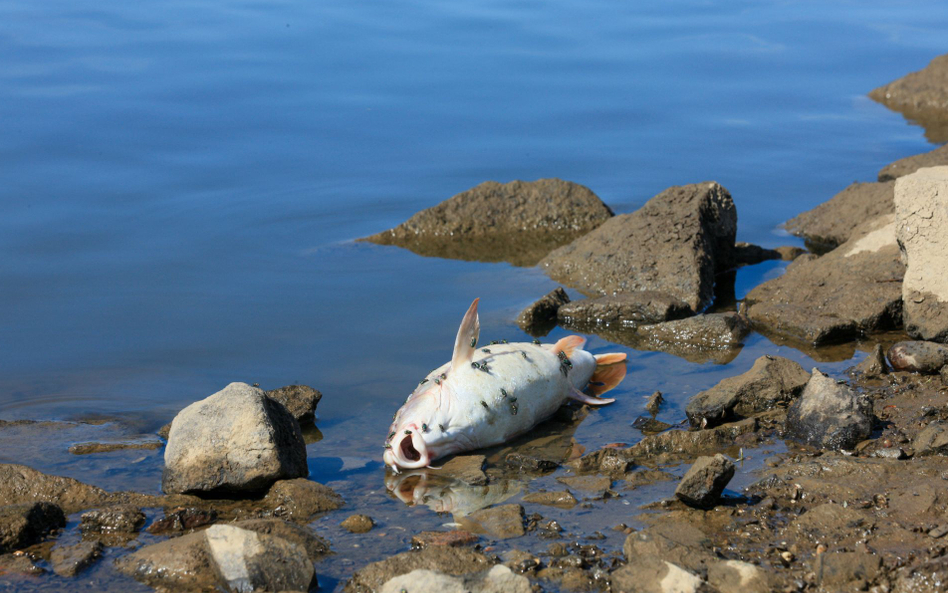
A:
913,423,948,456
50,541,102,577
785,370,872,450
685,355,809,427
147,507,218,534
611,557,703,593
0,552,45,575
888,341,948,373
205,524,316,593
459,504,524,539
630,311,750,361
626,418,758,462
80,505,145,534
674,454,735,509
895,166,948,342
745,214,904,345
344,545,493,593
645,391,664,416
362,178,613,267
162,382,308,495
516,288,569,336
264,385,322,424
850,344,890,377
879,143,948,181
380,565,531,593
557,292,691,327
341,514,375,534
504,452,558,474
521,491,577,509
541,181,736,314
0,502,65,553
870,53,948,143
785,181,894,250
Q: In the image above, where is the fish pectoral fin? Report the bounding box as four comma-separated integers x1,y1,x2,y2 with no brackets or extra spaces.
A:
551,335,587,357
588,359,627,396
569,385,615,406
451,297,481,372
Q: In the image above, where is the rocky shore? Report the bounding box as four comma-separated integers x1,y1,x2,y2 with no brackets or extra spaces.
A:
3,54,948,593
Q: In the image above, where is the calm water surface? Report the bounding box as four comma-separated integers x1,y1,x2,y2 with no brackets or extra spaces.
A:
1,0,947,590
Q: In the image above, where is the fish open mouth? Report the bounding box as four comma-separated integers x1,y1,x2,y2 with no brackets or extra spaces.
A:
400,435,422,462
390,431,429,469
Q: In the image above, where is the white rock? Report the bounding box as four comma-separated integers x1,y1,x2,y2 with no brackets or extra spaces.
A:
205,524,314,593
379,565,531,593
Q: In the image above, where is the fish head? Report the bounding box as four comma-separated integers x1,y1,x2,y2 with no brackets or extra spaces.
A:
384,381,461,471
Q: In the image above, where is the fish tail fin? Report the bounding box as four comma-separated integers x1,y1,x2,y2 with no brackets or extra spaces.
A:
587,358,627,397
551,335,586,357
451,298,480,371
594,353,627,365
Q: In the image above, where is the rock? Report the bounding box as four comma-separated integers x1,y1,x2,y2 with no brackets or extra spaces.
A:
879,143,948,182
775,245,807,260
362,178,614,267
114,530,217,591
380,565,531,593
645,391,664,416
459,504,524,540
157,422,172,440
516,287,569,335
894,556,948,593
626,418,758,462
264,385,322,424
411,531,479,549
785,181,895,250
68,438,164,455
786,370,872,450
344,545,493,593
869,54,948,143
729,242,781,266
943,365,948,384
557,292,691,328
439,455,488,486
0,502,65,553
80,505,146,534
566,447,629,476
541,181,737,314
503,452,558,474
147,507,218,533
851,343,890,377
205,524,316,593
162,382,308,495
623,521,714,572
623,469,676,489
50,541,102,577
707,560,776,593
521,491,578,509
611,557,703,593
262,478,343,521
629,311,750,361
745,214,904,345
685,355,809,427
341,514,375,534
819,551,881,588
556,475,611,498
887,340,948,373
0,552,44,575
674,454,735,509
913,422,948,456
895,166,948,342
232,518,330,561
631,416,672,433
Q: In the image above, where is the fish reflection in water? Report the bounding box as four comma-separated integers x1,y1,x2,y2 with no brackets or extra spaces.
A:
385,471,523,517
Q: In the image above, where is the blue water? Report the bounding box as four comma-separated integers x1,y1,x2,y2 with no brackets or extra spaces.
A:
1,0,947,589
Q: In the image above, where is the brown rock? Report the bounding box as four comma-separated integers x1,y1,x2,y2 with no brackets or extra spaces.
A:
516,287,569,336
0,502,65,553
557,292,691,327
785,369,872,451
785,181,894,250
50,541,102,577
625,418,758,462
707,560,777,593
411,530,479,549
460,504,524,540
68,439,164,455
628,312,750,363
264,384,322,424
343,545,493,593
556,475,612,498
232,518,330,561
521,491,578,509
879,143,948,182
146,507,218,534
80,505,146,534
541,181,737,313
262,478,344,521
729,242,781,266
611,557,703,593
645,391,664,416
674,454,735,509
870,54,948,143
850,343,890,377
623,521,714,572
887,340,948,373
114,530,216,591
439,455,488,486
0,552,45,575
341,514,375,534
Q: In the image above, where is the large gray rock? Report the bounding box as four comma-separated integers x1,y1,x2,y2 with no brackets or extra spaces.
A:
541,181,737,314
674,454,735,509
344,546,493,593
895,166,948,342
869,53,948,143
887,341,948,373
264,385,322,424
745,214,904,345
685,355,809,428
557,292,691,326
206,524,316,593
879,143,948,182
785,181,894,251
380,565,531,593
785,370,872,450
363,178,614,267
0,502,65,553
163,382,308,495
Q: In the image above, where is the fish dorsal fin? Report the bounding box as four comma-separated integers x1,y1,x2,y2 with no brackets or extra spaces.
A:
451,298,480,372
551,335,586,357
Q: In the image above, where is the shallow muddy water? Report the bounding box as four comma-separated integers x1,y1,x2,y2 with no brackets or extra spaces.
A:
2,0,948,590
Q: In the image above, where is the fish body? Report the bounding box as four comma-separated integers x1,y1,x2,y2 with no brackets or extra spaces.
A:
383,299,626,471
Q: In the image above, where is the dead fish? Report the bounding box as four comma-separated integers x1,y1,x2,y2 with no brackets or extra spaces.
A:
383,298,627,471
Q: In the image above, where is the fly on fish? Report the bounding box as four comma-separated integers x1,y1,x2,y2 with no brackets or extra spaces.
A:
383,298,627,472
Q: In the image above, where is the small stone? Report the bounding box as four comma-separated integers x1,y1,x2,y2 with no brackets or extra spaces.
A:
50,541,102,577
645,391,664,416
929,525,948,539
262,478,344,520
80,505,146,534
411,530,479,549
674,454,735,509
914,422,948,456
341,514,374,534
146,507,218,534
851,344,890,377
631,416,672,433
556,475,612,498
522,491,578,509
504,452,558,474
888,341,948,373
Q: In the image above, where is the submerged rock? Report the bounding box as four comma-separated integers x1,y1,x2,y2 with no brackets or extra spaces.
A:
50,541,102,577
516,287,569,336
645,391,664,416
685,355,809,428
869,53,948,143
264,385,322,424
541,181,736,314
114,530,215,591
630,311,750,362
411,530,479,549
0,502,65,553
80,505,146,535
626,418,758,463
362,178,613,267
162,382,308,495
205,524,316,593
557,292,691,326
439,455,488,486
261,478,344,520
344,545,493,593
785,370,872,450
895,166,948,342
879,142,948,182
785,181,894,251
68,438,164,455
521,491,577,509
674,454,735,509
341,514,375,534
459,504,524,540
729,242,781,266
380,565,530,593
887,341,948,373
745,214,904,345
